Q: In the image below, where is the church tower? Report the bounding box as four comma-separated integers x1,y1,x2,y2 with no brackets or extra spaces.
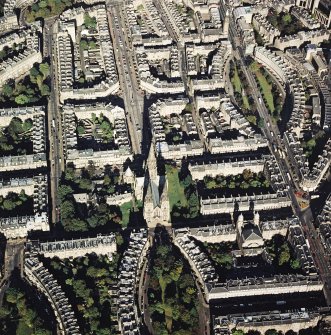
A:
223,10,229,35
143,146,170,228
237,213,244,232
254,212,260,226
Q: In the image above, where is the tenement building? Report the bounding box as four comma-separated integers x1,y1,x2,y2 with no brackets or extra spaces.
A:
56,5,119,102
26,234,117,259
24,255,80,335
62,103,132,168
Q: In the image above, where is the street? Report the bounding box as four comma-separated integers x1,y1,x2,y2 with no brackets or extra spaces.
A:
107,4,144,155
44,18,63,225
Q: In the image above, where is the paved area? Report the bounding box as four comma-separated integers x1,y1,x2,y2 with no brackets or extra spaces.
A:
0,239,25,305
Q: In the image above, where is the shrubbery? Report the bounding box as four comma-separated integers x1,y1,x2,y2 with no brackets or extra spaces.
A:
45,254,119,334
0,275,52,335
58,163,130,232
0,190,30,213
0,117,33,155
202,169,270,191
26,0,74,22
148,236,200,334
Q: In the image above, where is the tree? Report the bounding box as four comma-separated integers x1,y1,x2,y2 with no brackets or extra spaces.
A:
2,199,15,211
34,330,52,335
170,260,183,282
180,174,192,189
38,0,47,8
88,41,97,49
84,13,97,29
178,274,195,289
153,321,168,335
22,119,33,132
78,178,92,191
65,218,88,232
258,118,264,128
249,61,259,72
36,74,43,89
282,13,292,24
290,259,301,269
58,184,74,201
285,331,296,335
87,215,99,228
39,62,50,79
77,124,85,135
40,83,50,96
80,39,88,50
184,103,193,112
2,83,13,97
278,243,290,266
306,138,316,150
15,94,30,105
242,169,253,181
8,117,24,140
232,330,244,335
246,114,257,125
188,192,199,218
30,66,40,79
265,330,279,335
116,233,124,246
61,200,75,219
5,288,19,304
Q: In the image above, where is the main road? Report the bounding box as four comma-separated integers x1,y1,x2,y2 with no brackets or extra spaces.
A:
44,18,63,225
107,3,144,155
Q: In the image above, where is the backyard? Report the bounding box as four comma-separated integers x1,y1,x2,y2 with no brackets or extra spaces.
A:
200,240,236,276
0,61,50,106
77,114,114,143
0,190,33,217
198,169,271,198
0,117,33,156
57,163,132,233
267,9,304,35
265,234,302,272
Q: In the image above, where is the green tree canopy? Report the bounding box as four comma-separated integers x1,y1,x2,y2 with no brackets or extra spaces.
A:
39,62,50,78
15,94,30,105
84,13,97,29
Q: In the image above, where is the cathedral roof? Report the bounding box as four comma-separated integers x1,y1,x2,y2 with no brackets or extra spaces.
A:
242,226,263,242
124,166,134,177
149,180,160,208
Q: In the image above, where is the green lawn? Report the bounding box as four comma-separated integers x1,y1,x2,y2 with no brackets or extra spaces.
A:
231,64,250,110
120,201,132,227
242,95,250,110
231,65,241,92
252,68,275,114
165,164,187,210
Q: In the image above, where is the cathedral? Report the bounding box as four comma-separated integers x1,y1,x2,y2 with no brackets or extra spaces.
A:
143,147,170,228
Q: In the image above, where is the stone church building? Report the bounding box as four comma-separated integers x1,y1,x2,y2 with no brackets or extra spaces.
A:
143,147,170,228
